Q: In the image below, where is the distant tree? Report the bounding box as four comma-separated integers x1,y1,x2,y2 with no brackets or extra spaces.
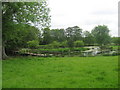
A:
65,26,82,41
50,29,66,42
42,28,51,45
91,25,111,46
72,26,83,41
112,37,120,45
83,31,95,45
60,41,68,48
50,41,61,48
65,26,83,48
74,40,84,47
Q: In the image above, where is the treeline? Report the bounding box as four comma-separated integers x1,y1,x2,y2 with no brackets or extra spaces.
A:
26,25,120,49
5,24,119,54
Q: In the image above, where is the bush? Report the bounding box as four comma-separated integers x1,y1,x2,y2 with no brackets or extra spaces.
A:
38,45,51,49
49,41,61,48
19,48,30,54
27,40,39,49
60,41,68,48
100,45,112,50
74,40,84,47
73,47,88,51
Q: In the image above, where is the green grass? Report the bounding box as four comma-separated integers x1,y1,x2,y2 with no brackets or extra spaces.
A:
2,56,118,88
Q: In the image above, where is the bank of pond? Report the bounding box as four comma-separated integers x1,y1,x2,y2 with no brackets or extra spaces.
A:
12,46,120,57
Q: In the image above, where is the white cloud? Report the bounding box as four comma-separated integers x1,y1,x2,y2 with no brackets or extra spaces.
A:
48,0,119,36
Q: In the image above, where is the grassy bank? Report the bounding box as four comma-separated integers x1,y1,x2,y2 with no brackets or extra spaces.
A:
2,56,118,88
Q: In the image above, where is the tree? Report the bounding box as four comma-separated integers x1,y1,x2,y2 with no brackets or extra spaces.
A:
27,40,39,49
42,28,51,45
60,41,68,48
74,40,84,47
91,25,111,46
65,26,82,48
65,26,82,41
49,41,61,48
112,37,120,45
2,1,50,59
5,24,40,54
72,26,83,41
50,29,66,42
83,31,95,46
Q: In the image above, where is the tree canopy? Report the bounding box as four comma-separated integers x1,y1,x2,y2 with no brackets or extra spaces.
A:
2,1,51,59
91,25,111,46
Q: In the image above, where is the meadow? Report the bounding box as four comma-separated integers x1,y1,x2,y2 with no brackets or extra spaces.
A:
2,56,119,88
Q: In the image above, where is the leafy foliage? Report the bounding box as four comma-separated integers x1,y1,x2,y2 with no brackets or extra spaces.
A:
49,41,61,48
74,40,84,47
42,28,51,45
83,31,95,45
112,37,120,45
91,25,111,45
2,1,51,56
27,40,39,49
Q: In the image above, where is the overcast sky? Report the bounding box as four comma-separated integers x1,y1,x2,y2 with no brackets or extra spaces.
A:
48,0,119,37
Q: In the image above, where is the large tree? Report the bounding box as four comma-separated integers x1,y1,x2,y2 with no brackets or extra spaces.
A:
65,26,82,47
91,25,111,46
50,29,66,42
2,1,51,59
42,28,51,45
5,24,40,54
83,31,95,46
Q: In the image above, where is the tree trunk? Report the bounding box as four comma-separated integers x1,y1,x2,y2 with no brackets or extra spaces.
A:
2,46,8,60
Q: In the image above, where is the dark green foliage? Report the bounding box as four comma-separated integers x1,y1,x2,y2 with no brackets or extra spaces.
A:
27,40,39,49
74,40,84,47
112,37,120,45
2,1,50,57
49,41,61,48
60,41,68,48
42,28,51,45
50,29,66,42
65,26,82,41
91,25,111,45
5,24,40,54
83,31,95,45
65,26,83,48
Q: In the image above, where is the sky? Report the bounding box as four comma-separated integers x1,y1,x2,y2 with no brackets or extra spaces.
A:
48,0,119,37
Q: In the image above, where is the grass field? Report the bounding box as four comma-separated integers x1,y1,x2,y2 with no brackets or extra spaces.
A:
2,56,118,88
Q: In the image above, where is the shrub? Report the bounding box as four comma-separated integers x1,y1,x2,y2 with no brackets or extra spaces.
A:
38,45,51,49
27,40,39,49
19,48,30,54
60,41,68,48
74,40,84,47
100,45,112,50
73,47,88,51
50,41,61,48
